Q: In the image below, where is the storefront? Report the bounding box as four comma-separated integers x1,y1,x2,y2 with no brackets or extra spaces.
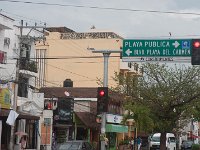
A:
74,112,100,149
106,124,128,150
0,109,40,150
52,97,74,149
105,114,128,150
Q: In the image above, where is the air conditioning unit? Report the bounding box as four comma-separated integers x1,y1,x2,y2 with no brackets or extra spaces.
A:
4,37,10,46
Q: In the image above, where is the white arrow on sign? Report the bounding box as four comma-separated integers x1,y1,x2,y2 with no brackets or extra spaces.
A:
172,41,180,48
125,49,132,56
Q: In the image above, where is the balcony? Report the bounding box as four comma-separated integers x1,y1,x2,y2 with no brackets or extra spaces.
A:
19,58,38,73
19,58,38,77
17,93,44,116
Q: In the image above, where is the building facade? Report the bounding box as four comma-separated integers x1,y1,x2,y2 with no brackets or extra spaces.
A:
0,13,45,150
40,85,128,150
36,27,142,88
35,26,142,150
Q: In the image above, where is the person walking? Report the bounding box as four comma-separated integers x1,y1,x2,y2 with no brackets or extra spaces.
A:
104,136,109,150
137,137,142,150
19,135,27,150
129,137,134,150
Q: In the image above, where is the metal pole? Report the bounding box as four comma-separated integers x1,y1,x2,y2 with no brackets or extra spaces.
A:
101,52,110,150
8,20,23,150
92,49,121,150
45,123,48,150
103,53,110,87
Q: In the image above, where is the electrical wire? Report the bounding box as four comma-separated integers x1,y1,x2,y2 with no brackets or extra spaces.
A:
45,62,96,81
2,9,200,40
0,9,47,25
1,0,200,16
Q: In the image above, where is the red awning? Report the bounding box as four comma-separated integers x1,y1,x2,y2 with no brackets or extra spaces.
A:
191,134,199,139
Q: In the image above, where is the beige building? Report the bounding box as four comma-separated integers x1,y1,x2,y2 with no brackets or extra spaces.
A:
36,27,141,88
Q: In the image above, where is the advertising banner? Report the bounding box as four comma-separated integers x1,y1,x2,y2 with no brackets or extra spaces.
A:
0,88,11,109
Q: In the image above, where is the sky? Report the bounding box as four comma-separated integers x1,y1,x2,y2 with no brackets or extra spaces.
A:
1,0,200,39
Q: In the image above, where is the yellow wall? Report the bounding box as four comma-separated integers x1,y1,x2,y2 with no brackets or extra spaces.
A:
36,31,122,87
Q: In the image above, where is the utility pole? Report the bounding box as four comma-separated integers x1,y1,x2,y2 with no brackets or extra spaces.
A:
92,50,121,150
8,20,45,150
8,20,23,150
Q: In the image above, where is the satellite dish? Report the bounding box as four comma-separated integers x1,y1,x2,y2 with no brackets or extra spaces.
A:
64,91,70,97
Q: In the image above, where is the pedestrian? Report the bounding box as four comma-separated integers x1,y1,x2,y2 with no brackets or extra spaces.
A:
137,137,142,150
104,136,109,149
20,135,27,150
129,137,134,150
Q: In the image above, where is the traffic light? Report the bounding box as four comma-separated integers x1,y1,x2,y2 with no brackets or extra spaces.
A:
191,39,200,65
97,87,108,114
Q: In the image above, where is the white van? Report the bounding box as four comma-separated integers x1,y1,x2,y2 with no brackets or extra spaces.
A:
149,133,176,150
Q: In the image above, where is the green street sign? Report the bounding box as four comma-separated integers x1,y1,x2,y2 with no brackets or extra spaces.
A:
122,39,191,57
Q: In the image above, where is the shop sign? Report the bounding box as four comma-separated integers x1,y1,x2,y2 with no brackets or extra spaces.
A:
106,114,123,124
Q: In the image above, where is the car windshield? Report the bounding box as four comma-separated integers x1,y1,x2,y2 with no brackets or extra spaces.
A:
169,137,176,142
152,136,160,142
58,142,80,150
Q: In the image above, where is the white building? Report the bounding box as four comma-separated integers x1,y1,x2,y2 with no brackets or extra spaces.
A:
0,13,46,150
178,119,199,149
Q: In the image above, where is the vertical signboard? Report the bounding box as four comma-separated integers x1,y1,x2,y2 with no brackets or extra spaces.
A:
54,98,74,124
0,88,11,109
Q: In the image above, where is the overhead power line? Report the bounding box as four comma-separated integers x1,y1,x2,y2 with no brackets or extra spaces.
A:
1,0,200,16
0,9,47,24
27,56,119,60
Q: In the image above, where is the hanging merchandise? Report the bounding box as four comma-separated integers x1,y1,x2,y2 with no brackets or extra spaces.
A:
6,110,19,126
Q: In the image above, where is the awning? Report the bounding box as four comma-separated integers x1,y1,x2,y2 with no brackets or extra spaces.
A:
189,134,199,139
106,124,128,133
0,109,40,120
75,112,100,129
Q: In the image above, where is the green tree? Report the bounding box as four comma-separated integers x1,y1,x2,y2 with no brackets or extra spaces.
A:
112,63,200,150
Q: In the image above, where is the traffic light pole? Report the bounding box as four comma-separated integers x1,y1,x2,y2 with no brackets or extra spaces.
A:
103,53,110,87
101,52,110,150
92,50,121,150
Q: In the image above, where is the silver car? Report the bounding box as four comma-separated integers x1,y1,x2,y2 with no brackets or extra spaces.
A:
57,140,94,150
181,141,194,150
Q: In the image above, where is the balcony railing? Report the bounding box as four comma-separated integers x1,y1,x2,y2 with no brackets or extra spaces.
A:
19,58,38,73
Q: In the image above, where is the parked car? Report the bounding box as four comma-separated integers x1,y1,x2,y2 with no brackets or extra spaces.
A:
57,140,94,150
181,141,193,150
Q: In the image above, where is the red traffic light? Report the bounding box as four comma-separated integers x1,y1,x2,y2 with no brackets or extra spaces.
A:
193,41,200,48
99,90,105,96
